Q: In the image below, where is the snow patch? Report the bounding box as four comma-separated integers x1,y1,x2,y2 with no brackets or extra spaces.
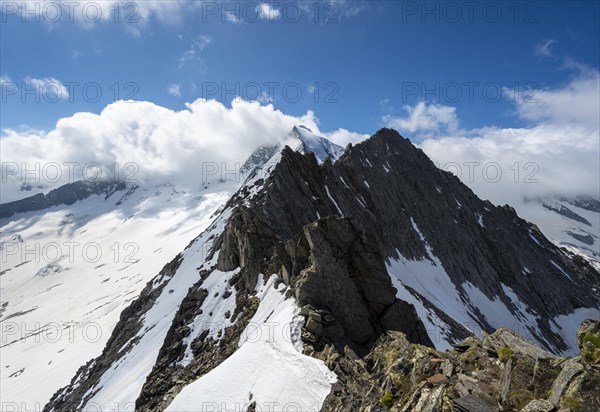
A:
179,268,240,366
291,126,344,163
476,213,484,227
324,185,343,215
167,278,336,411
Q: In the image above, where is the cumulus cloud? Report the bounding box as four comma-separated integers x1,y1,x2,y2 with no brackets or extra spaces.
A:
2,67,597,209
512,69,599,131
0,99,324,202
167,84,181,97
254,91,274,104
382,101,459,137
419,124,599,205
413,69,600,205
225,12,241,24
325,129,370,147
257,3,281,20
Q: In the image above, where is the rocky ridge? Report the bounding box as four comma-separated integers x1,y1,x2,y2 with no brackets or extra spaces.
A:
0,180,125,219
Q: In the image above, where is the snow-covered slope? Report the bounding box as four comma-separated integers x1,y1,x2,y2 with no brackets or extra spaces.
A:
2,126,346,409
73,200,237,409
515,197,600,270
386,222,599,355
166,275,336,411
44,131,335,410
0,181,237,407
290,125,345,163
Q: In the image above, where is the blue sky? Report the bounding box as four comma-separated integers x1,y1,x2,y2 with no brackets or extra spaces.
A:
1,0,599,133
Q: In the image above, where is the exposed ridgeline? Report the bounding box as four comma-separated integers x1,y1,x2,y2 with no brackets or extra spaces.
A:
217,128,598,353
45,128,599,411
0,180,126,219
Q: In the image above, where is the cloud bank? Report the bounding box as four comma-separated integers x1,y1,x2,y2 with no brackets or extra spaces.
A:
2,68,597,208
0,99,321,202
384,68,600,205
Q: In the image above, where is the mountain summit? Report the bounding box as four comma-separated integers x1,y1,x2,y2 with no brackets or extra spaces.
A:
291,125,345,163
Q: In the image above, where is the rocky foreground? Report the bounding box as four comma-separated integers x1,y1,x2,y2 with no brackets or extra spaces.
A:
314,319,600,411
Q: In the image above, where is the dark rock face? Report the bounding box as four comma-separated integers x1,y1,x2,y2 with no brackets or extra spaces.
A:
565,196,600,213
567,230,595,245
218,128,598,352
0,180,125,219
286,217,432,354
543,202,592,226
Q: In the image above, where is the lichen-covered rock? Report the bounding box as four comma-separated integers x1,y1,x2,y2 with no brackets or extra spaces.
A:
577,319,600,349
548,360,583,405
321,320,600,411
577,319,600,365
521,399,555,411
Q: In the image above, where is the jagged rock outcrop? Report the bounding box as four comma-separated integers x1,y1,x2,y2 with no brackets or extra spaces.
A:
283,216,433,354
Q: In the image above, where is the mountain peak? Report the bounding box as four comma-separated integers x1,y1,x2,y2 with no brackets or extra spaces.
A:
290,125,345,163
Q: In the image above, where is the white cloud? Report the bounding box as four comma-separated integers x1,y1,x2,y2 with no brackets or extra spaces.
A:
512,69,599,131
10,1,196,31
167,84,181,97
412,69,600,205
0,99,324,202
0,75,12,85
254,91,274,104
191,34,213,51
23,77,69,100
3,68,597,211
257,3,281,20
179,34,213,68
419,123,599,205
382,101,459,137
535,39,556,57
225,12,241,24
325,129,370,147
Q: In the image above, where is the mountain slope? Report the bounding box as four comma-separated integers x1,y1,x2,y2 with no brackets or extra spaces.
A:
0,181,237,407
44,128,599,411
516,196,600,270
0,180,125,219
